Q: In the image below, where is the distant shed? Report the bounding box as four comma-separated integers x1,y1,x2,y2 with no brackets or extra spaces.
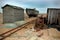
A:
26,8,39,17
2,4,24,23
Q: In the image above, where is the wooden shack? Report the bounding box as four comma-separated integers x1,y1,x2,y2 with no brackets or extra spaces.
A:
2,4,24,23
47,8,60,25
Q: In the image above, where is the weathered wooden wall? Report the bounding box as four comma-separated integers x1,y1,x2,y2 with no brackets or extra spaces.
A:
14,8,24,21
47,8,60,25
3,6,14,23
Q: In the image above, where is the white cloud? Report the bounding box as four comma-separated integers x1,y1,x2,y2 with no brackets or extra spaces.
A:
0,0,60,13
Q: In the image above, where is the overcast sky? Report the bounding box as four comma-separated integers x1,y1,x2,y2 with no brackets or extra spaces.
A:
0,0,60,13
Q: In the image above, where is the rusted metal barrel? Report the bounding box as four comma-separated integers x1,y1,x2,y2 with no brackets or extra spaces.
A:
34,16,47,31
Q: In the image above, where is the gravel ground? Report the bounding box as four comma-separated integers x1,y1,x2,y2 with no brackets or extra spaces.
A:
3,24,60,40
0,18,60,40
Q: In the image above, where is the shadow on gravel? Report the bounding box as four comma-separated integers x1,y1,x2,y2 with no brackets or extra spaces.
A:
47,24,60,31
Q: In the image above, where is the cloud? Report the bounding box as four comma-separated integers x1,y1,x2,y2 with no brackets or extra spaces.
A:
1,0,60,8
0,0,60,13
